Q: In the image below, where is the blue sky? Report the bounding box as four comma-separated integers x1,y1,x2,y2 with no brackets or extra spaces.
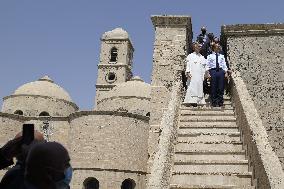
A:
0,0,283,110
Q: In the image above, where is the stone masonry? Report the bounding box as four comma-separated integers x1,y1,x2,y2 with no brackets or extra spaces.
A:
148,15,192,171
221,24,284,169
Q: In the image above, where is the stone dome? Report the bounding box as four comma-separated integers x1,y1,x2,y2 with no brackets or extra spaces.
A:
106,76,150,99
13,76,73,102
101,28,129,40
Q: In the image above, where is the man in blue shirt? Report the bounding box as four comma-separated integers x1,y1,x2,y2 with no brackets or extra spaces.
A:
206,43,228,107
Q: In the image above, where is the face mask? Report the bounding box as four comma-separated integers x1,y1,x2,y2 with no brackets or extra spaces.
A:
55,166,73,189
63,166,73,185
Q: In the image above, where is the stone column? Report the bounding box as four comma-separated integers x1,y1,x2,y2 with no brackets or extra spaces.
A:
221,24,284,169
147,15,192,171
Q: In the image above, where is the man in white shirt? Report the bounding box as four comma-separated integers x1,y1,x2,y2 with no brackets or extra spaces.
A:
206,43,228,107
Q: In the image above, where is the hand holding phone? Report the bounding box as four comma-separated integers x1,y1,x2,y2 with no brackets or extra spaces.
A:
22,124,34,145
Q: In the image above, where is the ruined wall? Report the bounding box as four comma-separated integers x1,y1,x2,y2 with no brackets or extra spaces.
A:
69,111,149,189
148,15,191,170
222,24,284,168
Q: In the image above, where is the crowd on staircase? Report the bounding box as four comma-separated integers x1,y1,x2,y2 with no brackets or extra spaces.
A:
183,26,232,107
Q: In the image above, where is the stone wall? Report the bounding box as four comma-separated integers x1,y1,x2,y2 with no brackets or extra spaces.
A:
0,113,70,149
230,72,284,188
69,111,149,189
147,74,182,189
148,15,191,170
222,24,284,168
72,169,146,189
2,95,78,117
97,96,150,116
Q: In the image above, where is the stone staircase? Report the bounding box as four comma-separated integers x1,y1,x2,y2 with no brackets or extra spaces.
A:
170,96,255,189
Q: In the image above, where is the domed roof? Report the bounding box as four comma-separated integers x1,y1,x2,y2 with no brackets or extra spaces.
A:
13,76,73,102
103,76,151,100
101,28,129,40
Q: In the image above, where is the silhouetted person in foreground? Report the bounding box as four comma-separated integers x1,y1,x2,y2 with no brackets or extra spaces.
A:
25,142,72,189
0,131,45,189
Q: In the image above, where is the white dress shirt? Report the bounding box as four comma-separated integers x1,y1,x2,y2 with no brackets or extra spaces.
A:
206,52,228,72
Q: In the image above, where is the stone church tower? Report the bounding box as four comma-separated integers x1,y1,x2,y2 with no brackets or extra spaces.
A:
95,28,134,106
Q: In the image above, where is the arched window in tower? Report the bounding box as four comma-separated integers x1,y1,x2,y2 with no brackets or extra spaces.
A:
14,110,23,115
39,111,50,117
83,177,99,189
121,178,136,189
110,47,118,63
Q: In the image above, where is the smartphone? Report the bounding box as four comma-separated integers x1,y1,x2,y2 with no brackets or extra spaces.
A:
22,124,34,145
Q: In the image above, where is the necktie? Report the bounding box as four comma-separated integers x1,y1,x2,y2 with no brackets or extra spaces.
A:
216,53,219,71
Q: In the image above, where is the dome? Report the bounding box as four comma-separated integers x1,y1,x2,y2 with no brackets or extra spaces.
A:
13,76,73,102
103,76,151,100
101,28,129,40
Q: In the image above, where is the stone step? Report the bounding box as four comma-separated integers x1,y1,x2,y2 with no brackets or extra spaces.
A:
180,106,234,111
177,140,242,145
177,134,241,143
174,160,249,165
174,153,247,162
178,127,239,134
179,127,239,133
173,163,249,173
177,131,240,137
170,183,254,189
180,110,234,116
178,122,238,128
171,172,252,188
179,116,236,122
175,143,243,152
183,100,232,105
175,149,245,155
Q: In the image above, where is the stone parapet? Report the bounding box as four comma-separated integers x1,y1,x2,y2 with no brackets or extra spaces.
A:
148,15,191,174
0,112,69,121
222,23,284,37
231,72,284,188
69,110,150,122
151,15,191,28
223,30,284,169
147,73,183,189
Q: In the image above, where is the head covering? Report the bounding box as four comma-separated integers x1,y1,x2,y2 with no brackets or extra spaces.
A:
25,142,70,189
201,26,206,31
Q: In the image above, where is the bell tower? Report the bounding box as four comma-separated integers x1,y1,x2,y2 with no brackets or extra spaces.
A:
95,28,134,107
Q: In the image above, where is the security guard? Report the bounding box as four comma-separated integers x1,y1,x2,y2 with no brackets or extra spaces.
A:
206,43,228,107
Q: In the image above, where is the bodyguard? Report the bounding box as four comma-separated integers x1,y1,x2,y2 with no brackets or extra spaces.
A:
206,43,228,107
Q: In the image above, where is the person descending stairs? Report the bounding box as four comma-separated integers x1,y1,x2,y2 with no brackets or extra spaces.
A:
170,95,255,189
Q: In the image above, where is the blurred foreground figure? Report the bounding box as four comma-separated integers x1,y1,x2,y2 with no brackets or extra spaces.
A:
25,142,72,189
0,131,45,189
